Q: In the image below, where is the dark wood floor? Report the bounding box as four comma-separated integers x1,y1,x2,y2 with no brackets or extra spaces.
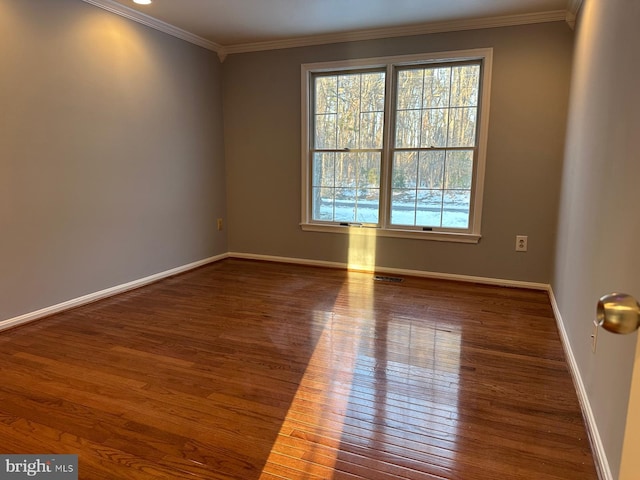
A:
0,259,597,479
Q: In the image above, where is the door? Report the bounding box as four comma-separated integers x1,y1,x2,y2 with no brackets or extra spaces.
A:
597,294,640,479
620,333,640,479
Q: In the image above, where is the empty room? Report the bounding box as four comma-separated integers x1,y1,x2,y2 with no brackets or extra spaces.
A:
1,0,638,479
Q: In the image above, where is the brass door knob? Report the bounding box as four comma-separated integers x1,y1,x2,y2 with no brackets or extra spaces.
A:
597,293,640,334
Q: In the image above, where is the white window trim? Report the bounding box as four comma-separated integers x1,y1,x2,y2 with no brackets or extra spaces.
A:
300,48,493,244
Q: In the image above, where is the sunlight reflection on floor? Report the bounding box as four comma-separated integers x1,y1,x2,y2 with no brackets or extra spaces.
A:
260,229,376,477
259,228,462,478
258,276,372,478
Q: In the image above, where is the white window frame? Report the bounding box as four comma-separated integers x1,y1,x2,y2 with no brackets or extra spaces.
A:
300,48,493,244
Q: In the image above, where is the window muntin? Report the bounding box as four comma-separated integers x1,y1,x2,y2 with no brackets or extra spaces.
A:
302,50,491,241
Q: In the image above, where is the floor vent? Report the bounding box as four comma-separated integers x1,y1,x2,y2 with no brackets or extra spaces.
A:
374,275,404,283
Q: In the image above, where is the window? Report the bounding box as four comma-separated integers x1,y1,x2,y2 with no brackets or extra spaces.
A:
301,49,492,243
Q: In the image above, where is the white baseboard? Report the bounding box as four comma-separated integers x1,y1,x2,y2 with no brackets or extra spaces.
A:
0,249,569,332
547,287,611,480
3,251,544,333
228,251,549,290
0,253,228,333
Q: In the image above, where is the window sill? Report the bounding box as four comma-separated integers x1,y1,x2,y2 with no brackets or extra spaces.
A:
300,223,481,244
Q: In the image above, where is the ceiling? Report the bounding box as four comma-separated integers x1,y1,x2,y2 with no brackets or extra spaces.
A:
86,0,576,55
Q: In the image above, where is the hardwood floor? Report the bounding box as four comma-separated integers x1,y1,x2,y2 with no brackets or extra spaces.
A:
0,259,597,479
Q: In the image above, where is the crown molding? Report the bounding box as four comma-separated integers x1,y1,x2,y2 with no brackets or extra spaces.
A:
80,0,222,53
565,0,584,29
80,2,567,59
221,10,567,56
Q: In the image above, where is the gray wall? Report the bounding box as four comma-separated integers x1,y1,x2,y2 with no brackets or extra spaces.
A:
223,22,574,283
553,0,640,477
0,0,227,321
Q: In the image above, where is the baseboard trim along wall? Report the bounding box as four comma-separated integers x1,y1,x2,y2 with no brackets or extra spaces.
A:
547,288,612,480
228,251,549,290
0,253,228,333
0,250,548,333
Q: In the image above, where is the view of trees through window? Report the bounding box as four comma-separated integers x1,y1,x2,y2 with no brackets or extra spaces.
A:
392,63,479,228
310,60,481,230
312,71,385,223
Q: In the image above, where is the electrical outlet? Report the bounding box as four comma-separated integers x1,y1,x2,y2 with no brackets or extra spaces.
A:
217,218,223,231
515,235,528,252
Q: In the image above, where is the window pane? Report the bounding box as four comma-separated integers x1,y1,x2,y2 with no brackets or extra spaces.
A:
335,187,356,222
315,72,385,150
360,72,386,112
397,70,424,110
392,151,418,189
332,153,351,188
418,151,445,189
391,62,481,230
315,152,381,224
416,190,444,226
442,190,471,228
447,107,477,147
315,113,337,149
391,151,473,228
312,187,335,221
395,110,422,148
445,150,473,189
356,189,380,223
356,153,380,223
360,152,381,188
315,76,338,113
421,108,449,147
423,67,451,108
312,152,335,187
450,65,480,107
390,189,417,225
360,111,384,149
